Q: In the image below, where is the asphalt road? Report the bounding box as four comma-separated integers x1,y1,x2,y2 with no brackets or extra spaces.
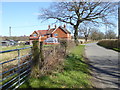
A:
85,42,120,89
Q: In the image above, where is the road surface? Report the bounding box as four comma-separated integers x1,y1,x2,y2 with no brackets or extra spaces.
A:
85,42,120,89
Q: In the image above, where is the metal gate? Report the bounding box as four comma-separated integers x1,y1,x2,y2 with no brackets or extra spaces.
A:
0,46,32,89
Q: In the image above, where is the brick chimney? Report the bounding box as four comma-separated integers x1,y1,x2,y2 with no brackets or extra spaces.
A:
54,24,57,28
63,24,66,28
48,25,50,30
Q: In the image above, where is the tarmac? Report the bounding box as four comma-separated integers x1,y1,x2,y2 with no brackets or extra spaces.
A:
85,42,120,89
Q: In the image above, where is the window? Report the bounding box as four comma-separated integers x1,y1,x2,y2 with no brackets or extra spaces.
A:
54,33,58,37
33,34,37,37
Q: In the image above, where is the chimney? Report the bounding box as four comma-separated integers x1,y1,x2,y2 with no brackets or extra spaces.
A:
48,25,50,30
54,24,57,28
63,24,66,28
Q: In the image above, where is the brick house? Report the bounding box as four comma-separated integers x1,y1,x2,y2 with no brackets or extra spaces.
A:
29,25,71,44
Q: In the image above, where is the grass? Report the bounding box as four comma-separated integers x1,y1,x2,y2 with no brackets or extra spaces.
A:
19,45,92,88
83,41,97,44
113,48,120,52
0,45,32,62
1,45,31,51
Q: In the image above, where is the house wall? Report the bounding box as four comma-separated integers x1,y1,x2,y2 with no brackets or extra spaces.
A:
30,31,39,44
67,34,71,40
29,27,71,45
52,28,68,38
40,35,48,41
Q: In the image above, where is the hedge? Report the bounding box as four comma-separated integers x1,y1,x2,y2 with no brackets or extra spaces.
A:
97,39,120,52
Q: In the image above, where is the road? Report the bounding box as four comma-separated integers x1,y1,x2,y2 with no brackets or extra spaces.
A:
85,42,120,89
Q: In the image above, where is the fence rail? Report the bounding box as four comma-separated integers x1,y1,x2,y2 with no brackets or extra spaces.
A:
0,46,32,90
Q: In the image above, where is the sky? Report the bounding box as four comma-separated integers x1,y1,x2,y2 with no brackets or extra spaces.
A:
0,1,119,36
1,2,56,36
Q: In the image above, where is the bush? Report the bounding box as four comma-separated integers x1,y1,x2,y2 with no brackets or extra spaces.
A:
39,40,75,76
97,39,120,49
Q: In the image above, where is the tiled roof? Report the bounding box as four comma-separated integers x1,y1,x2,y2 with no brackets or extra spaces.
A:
59,26,71,34
36,30,48,35
34,26,70,36
47,28,55,34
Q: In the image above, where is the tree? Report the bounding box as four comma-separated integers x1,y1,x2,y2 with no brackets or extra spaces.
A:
78,23,91,42
105,30,116,39
89,28,105,40
39,1,117,45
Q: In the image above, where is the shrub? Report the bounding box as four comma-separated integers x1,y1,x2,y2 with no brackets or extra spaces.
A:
97,39,120,49
39,40,75,76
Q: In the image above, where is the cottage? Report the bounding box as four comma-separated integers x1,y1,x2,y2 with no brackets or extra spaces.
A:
29,25,71,44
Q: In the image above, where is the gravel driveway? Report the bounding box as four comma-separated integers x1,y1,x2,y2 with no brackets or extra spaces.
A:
85,42,120,89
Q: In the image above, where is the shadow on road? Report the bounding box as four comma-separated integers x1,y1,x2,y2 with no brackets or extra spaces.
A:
82,56,120,88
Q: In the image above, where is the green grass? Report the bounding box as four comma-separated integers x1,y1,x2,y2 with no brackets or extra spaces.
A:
113,48,120,52
19,45,92,88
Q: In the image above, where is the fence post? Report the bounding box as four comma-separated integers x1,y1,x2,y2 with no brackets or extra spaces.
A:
0,64,2,88
18,49,20,87
39,42,44,69
31,41,40,78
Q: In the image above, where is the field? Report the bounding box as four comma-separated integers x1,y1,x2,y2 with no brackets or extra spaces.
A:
0,45,31,61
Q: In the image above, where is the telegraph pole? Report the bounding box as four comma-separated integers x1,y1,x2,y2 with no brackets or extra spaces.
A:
118,1,120,39
9,26,11,37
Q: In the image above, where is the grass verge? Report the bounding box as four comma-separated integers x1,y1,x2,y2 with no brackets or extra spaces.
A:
19,45,92,88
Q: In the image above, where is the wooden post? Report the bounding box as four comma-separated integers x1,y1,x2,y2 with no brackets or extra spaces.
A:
39,42,44,69
31,41,40,78
118,1,120,39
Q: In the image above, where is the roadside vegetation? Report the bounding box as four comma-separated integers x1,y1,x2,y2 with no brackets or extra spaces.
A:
97,39,120,52
19,44,92,88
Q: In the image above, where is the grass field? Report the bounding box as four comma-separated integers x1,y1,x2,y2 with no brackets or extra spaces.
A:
1,45,31,51
0,45,32,63
19,45,92,88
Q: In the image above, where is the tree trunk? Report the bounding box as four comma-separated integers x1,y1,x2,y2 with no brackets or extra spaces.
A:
85,35,88,42
85,37,88,42
74,25,79,46
39,42,44,69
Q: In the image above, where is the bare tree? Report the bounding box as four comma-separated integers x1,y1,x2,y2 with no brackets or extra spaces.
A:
78,24,91,42
105,29,116,39
38,1,117,45
89,28,105,40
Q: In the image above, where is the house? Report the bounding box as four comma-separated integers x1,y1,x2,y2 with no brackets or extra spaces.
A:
29,25,71,44
1,40,17,46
